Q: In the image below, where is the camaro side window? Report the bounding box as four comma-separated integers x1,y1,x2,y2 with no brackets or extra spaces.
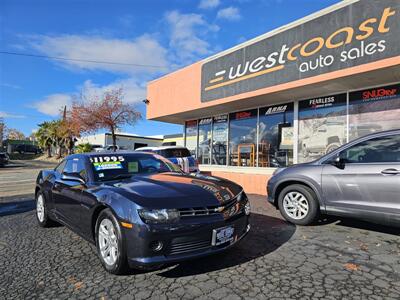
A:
340,134,400,163
63,159,87,180
55,160,66,174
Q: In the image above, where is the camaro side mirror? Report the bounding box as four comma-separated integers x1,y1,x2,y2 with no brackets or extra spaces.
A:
62,172,86,184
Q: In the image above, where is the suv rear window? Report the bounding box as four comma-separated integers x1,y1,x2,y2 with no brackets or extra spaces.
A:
160,148,191,158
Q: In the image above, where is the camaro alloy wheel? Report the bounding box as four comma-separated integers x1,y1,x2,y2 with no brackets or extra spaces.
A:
36,191,54,227
36,194,45,223
95,209,128,274
283,192,309,220
98,218,119,266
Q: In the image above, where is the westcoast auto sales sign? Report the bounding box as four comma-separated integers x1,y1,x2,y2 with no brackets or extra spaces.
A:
201,0,400,102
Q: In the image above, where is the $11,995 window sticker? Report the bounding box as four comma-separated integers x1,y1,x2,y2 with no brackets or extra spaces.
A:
90,156,125,171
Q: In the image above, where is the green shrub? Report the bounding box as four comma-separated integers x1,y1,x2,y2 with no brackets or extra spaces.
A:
75,143,93,153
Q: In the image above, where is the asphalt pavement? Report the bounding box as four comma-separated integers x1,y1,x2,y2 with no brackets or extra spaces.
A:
0,160,57,201
0,160,399,299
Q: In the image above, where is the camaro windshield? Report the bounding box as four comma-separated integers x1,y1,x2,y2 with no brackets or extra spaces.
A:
89,154,181,181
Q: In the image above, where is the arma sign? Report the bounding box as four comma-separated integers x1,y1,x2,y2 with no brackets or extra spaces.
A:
201,0,400,102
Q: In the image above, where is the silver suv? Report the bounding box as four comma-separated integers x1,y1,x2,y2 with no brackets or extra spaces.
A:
267,129,400,226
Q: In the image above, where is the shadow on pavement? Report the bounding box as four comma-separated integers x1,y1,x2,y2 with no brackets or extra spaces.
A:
307,213,399,235
331,216,400,235
0,194,34,204
0,199,36,217
1,162,25,168
157,213,296,278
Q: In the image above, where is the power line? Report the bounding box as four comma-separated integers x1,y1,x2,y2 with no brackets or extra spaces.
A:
0,51,168,69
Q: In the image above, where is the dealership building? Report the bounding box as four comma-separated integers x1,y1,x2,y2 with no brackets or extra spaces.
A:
146,0,400,195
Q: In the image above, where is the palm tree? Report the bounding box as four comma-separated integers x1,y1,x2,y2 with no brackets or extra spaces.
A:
35,122,54,157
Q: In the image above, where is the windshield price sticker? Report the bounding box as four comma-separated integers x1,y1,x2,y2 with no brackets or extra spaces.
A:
90,156,125,163
93,161,123,171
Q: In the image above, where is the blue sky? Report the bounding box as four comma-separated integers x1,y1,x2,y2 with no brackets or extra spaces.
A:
0,0,340,137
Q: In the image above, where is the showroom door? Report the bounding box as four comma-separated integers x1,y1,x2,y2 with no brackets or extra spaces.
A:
321,133,400,221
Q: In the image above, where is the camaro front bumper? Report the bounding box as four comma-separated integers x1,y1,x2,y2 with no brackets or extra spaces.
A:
124,213,250,268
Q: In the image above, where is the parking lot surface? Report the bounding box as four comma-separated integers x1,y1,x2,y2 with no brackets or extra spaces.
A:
0,160,58,201
0,161,399,299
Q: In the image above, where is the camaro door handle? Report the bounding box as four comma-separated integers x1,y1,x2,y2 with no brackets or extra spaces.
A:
381,168,400,175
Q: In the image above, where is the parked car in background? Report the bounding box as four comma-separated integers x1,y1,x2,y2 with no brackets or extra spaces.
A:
135,146,199,173
94,145,127,152
0,152,9,167
90,144,103,152
15,144,42,154
301,122,346,158
35,152,250,274
268,129,400,227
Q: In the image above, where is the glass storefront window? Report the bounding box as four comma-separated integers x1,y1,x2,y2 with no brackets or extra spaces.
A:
197,118,212,164
298,93,347,163
258,103,294,167
185,120,198,157
212,115,228,165
229,109,258,167
349,83,400,140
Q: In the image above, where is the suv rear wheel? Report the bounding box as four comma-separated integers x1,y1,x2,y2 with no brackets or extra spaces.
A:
278,184,319,225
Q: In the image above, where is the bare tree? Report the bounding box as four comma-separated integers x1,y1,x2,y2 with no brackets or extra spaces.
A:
72,88,142,151
7,128,25,140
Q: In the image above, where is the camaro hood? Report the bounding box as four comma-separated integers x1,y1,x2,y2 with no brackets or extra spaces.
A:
101,172,242,209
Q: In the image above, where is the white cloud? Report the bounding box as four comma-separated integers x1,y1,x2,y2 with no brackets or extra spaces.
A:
217,7,241,21
0,111,26,118
28,34,168,75
33,94,72,116
32,78,146,116
198,0,220,9
165,11,219,62
81,78,146,104
0,83,21,89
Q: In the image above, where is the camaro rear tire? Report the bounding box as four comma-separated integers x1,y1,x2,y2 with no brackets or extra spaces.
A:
36,191,55,227
278,184,319,225
95,209,128,275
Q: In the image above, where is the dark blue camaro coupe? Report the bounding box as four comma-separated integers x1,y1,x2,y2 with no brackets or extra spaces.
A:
35,152,250,274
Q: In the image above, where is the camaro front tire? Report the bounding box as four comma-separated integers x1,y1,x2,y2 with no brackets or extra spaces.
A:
278,184,319,225
36,191,55,227
95,209,128,275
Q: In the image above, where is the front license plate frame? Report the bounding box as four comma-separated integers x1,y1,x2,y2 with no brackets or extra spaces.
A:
212,226,235,246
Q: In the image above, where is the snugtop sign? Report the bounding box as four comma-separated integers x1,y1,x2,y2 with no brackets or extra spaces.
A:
201,0,400,102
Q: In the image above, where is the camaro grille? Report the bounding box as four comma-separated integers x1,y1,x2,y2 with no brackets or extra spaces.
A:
178,198,237,217
167,238,211,256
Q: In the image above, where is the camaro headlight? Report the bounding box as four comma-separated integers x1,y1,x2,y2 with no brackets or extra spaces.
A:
138,209,180,224
244,201,251,216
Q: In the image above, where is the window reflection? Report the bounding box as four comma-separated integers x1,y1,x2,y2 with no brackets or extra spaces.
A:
198,118,212,164
298,94,347,163
349,84,400,140
212,115,228,165
229,110,257,167
185,120,198,157
258,103,294,167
